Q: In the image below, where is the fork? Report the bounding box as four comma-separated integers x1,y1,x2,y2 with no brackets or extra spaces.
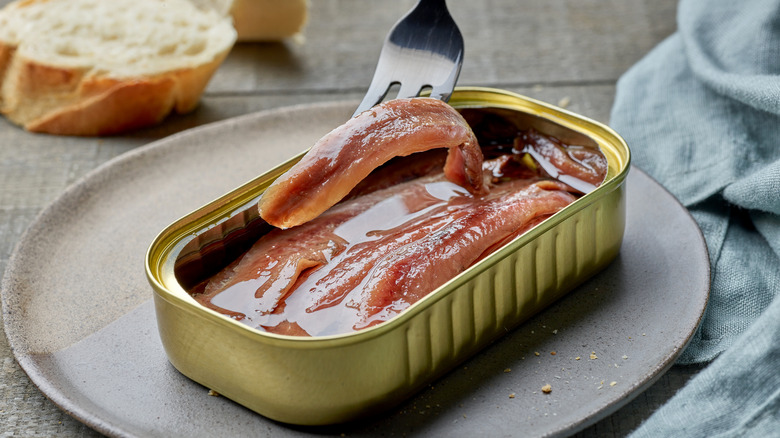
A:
352,0,464,117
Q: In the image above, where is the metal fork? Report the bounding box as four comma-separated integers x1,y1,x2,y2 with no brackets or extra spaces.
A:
352,0,464,117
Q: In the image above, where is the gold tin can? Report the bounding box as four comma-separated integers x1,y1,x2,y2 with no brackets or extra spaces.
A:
146,87,630,425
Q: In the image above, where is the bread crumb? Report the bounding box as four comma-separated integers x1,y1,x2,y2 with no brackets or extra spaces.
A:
550,351,556,356
622,355,628,360
535,352,540,356
541,384,552,394
589,351,598,360
575,356,581,360
504,368,512,373
509,393,516,399
610,381,617,387
558,96,571,108
208,389,220,397
552,329,558,334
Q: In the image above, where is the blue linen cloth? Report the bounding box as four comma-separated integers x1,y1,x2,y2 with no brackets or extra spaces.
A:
609,0,780,435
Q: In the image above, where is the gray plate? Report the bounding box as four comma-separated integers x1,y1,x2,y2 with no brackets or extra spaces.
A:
2,102,709,438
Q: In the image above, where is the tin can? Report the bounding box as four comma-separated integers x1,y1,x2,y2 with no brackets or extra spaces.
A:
146,87,630,425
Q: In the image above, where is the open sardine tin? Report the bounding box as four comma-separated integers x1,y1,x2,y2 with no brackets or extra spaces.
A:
146,87,630,426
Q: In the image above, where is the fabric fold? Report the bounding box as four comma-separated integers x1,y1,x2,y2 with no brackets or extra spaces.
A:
610,0,780,364
610,0,780,435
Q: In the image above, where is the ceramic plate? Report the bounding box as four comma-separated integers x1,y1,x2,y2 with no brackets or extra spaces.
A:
2,102,709,437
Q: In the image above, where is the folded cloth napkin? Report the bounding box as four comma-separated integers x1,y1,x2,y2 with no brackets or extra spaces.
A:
609,0,780,435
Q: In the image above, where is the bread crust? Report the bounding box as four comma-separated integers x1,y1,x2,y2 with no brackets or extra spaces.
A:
231,0,309,42
0,0,236,136
27,79,177,136
21,52,229,136
189,0,309,42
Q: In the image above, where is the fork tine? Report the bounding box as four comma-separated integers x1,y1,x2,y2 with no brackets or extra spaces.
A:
428,54,463,101
396,81,426,100
353,82,392,117
353,48,399,117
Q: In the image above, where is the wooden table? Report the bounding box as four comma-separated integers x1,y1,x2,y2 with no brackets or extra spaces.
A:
0,0,704,436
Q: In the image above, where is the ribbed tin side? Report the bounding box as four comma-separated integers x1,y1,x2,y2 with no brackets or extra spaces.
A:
402,186,625,389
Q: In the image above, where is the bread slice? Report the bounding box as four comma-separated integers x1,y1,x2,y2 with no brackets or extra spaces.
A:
191,0,309,42
0,0,237,136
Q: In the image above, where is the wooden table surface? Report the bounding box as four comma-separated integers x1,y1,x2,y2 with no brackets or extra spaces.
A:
0,0,705,436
